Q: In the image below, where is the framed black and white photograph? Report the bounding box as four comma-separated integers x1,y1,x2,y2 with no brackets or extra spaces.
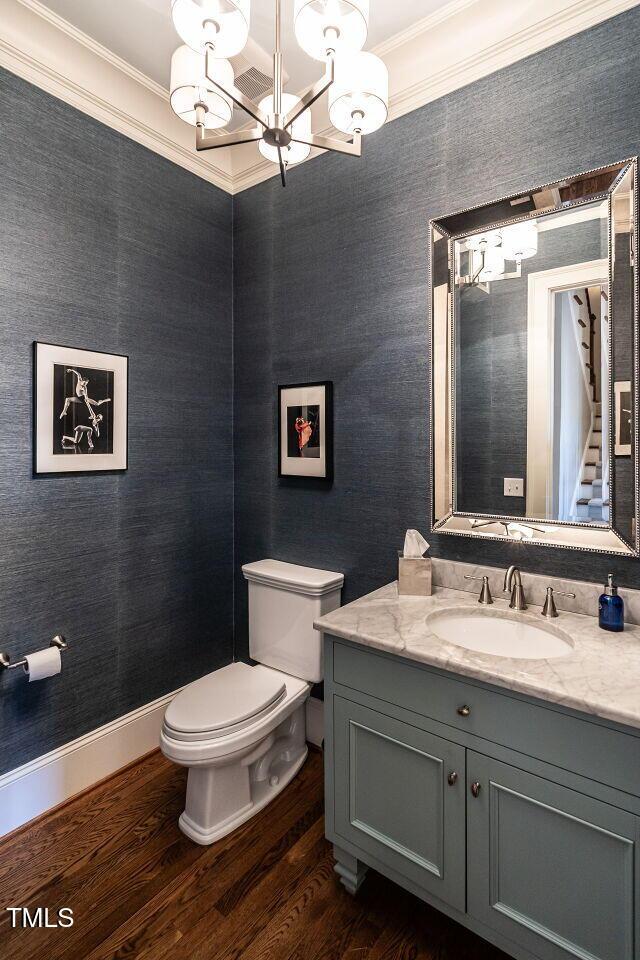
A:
278,381,333,480
34,342,128,474
615,380,632,456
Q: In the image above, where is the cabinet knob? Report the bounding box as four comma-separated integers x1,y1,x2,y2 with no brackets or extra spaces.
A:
457,705,471,717
447,771,458,786
471,780,481,798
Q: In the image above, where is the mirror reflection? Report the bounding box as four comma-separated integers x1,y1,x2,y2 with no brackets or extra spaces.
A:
431,160,638,555
454,199,609,525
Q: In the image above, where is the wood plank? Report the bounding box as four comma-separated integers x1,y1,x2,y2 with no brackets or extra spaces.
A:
214,850,337,960
174,820,331,960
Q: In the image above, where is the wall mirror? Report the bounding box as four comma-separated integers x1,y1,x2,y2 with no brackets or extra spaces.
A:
431,159,638,555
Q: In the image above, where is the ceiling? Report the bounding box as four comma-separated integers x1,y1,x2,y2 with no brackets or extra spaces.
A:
38,0,444,91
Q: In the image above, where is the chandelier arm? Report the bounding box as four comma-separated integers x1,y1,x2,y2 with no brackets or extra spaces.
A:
205,48,269,128
291,131,362,157
276,145,287,187
276,146,287,187
283,57,335,130
196,127,264,152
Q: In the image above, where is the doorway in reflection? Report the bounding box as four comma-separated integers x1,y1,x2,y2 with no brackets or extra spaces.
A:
548,284,609,524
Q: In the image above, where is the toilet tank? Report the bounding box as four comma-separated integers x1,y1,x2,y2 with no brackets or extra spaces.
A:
242,560,344,683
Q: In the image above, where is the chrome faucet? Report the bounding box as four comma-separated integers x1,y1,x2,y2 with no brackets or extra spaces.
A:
504,565,527,610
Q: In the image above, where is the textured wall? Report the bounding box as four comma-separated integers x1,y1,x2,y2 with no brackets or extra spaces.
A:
0,69,233,774
233,7,640,660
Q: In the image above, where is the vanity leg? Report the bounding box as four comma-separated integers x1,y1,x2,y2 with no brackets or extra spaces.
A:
333,844,368,895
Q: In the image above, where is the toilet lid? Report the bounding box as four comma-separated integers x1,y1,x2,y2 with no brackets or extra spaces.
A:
164,662,287,737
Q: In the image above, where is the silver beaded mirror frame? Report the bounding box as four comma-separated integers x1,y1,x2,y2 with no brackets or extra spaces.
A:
430,159,638,556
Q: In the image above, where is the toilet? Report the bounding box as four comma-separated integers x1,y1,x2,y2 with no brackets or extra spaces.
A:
160,559,343,845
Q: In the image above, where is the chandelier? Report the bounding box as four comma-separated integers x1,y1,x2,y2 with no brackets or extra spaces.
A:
169,1,389,186
460,222,539,286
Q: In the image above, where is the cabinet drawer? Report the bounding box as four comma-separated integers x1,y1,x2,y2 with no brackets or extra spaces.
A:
331,639,640,796
333,696,466,911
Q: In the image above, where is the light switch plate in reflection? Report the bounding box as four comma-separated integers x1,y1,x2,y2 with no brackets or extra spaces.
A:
504,478,524,497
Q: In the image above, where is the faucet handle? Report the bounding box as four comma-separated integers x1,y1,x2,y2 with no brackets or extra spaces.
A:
464,575,493,605
541,586,576,618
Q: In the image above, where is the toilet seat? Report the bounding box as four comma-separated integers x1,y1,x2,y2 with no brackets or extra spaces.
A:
164,662,287,743
161,666,309,768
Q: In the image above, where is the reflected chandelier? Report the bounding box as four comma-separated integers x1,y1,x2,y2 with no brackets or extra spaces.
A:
169,0,389,186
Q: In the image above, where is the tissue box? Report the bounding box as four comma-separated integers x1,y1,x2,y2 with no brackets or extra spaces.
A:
398,552,432,597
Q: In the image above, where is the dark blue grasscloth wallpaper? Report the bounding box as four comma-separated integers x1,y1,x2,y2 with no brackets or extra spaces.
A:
0,69,233,774
2,8,640,772
233,7,640,660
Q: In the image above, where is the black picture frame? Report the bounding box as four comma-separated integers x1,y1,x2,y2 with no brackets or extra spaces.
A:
33,341,129,475
278,381,333,482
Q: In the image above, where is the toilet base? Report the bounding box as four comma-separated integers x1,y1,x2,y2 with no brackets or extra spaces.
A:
179,747,308,845
177,702,309,845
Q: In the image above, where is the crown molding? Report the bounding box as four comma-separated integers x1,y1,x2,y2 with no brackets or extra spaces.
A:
0,0,233,192
385,0,640,127
1,0,638,196
16,0,169,99
231,0,640,193
373,0,481,58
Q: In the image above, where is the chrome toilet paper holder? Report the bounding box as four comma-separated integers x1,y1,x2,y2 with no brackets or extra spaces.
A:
0,634,67,672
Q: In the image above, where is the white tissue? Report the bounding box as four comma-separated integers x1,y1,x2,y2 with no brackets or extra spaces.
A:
403,529,430,558
23,646,61,682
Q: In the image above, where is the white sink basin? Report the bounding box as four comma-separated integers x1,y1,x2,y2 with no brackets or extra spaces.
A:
427,608,573,660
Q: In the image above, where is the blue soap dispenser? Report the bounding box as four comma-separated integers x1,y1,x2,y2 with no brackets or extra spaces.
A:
599,574,624,632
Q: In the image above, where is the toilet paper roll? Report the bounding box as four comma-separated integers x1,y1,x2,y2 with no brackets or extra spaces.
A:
23,646,62,682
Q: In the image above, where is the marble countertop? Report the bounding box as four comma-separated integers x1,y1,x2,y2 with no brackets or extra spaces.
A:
315,583,640,731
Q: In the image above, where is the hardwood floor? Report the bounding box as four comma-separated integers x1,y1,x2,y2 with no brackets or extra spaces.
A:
0,749,508,960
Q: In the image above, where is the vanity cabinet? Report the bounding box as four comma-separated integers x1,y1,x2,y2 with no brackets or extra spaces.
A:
324,636,640,960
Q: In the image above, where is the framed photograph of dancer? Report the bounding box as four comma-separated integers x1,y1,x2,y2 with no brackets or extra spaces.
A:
278,381,333,481
34,342,128,474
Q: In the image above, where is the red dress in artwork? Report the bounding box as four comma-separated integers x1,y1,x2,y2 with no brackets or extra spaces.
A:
295,417,313,455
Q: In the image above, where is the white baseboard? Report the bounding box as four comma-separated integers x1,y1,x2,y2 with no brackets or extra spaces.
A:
0,687,325,838
0,687,181,838
305,696,324,749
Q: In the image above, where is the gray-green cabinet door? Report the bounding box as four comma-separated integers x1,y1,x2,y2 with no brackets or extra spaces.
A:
333,696,466,911
467,752,640,960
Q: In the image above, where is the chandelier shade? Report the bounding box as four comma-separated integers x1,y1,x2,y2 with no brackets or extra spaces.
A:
258,93,311,166
501,221,539,262
171,0,250,57
328,51,388,135
170,46,234,128
477,247,506,281
466,230,502,252
294,0,369,61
